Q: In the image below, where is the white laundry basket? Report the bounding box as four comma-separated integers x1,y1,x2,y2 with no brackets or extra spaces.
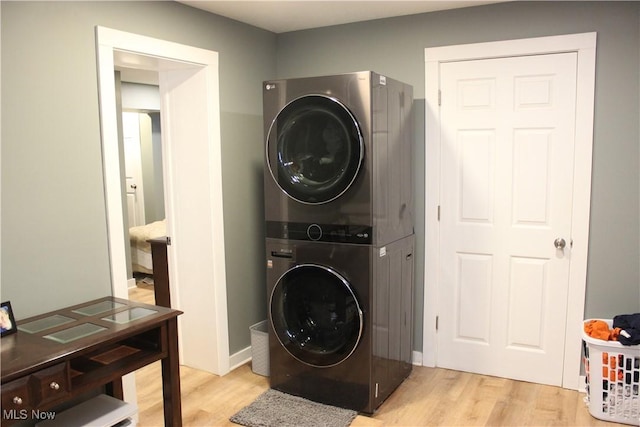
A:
582,319,640,425
250,320,270,376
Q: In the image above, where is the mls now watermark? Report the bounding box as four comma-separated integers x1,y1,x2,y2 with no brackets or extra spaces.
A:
3,409,56,421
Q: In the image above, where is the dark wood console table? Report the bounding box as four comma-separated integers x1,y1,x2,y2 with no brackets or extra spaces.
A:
1,297,182,426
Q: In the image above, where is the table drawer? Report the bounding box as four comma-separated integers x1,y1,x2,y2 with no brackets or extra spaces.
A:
31,363,70,406
0,363,70,412
1,376,32,412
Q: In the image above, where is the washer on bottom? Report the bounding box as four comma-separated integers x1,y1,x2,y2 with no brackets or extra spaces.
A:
265,236,414,413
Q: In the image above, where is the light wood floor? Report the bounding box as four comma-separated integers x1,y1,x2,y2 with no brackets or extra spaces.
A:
129,285,626,426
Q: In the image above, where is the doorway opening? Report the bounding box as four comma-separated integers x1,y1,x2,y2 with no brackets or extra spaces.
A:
95,27,230,389
119,79,165,299
123,109,164,300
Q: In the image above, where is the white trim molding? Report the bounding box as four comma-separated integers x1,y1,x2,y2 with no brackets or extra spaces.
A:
95,27,230,378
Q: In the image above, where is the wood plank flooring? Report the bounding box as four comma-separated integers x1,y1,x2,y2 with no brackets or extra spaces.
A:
129,285,627,426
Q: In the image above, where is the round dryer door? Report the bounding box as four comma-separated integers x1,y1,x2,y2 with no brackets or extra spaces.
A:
266,95,364,204
270,264,363,367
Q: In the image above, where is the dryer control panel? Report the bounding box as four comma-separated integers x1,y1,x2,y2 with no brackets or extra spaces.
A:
266,221,372,244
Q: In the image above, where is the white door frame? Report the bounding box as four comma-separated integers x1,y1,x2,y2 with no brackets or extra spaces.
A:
95,28,230,381
423,32,596,390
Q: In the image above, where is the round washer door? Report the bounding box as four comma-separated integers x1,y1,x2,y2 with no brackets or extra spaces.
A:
266,95,364,204
270,264,363,367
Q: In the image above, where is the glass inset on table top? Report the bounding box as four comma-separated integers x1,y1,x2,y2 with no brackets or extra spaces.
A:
72,300,126,316
101,307,157,324
44,323,107,343
18,314,76,334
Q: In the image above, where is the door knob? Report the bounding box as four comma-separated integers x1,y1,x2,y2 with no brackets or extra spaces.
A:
554,238,566,249
130,184,137,189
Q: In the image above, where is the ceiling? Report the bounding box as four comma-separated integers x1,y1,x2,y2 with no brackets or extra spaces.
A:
177,0,508,33
120,0,506,83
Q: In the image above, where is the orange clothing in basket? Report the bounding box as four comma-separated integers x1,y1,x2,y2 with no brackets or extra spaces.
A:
584,320,621,341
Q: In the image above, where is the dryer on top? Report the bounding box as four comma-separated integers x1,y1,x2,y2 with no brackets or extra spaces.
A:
263,71,414,246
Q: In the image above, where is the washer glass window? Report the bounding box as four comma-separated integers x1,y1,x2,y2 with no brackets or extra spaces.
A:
270,264,363,367
267,95,363,204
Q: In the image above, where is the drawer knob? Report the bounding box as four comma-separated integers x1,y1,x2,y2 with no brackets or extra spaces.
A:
49,381,60,390
12,396,23,405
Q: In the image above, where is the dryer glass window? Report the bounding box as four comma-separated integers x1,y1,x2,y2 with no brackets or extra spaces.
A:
270,264,363,367
267,95,364,204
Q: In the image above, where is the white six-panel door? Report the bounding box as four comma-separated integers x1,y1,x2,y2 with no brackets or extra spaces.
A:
437,53,578,386
123,112,146,228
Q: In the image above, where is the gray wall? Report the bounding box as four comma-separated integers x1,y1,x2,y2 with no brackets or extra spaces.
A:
276,1,640,349
2,1,639,357
1,1,275,354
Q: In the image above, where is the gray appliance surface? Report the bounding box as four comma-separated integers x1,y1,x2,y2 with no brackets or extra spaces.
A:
263,72,413,246
265,236,414,413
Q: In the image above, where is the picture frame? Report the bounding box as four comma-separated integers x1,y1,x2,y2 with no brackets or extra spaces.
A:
1,301,17,337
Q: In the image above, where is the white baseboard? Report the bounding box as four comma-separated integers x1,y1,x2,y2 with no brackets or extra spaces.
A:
412,350,423,366
127,278,136,289
229,346,252,371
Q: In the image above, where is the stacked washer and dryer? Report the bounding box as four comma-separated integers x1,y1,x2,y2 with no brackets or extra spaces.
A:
262,71,414,414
